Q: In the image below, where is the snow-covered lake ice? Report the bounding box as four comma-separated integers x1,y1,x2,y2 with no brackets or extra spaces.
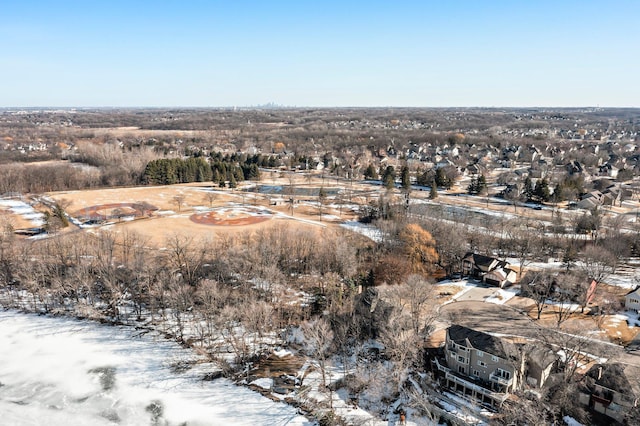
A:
0,310,311,426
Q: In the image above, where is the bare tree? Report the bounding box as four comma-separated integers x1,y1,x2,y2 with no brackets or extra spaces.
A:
388,274,437,335
378,305,421,394
172,194,186,212
163,234,207,287
495,390,554,426
508,219,541,279
579,245,615,284
204,191,218,207
318,186,327,221
539,325,605,383
520,271,556,320
302,318,334,405
399,223,439,274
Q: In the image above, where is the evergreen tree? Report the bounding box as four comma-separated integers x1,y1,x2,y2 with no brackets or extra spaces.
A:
523,176,534,201
233,166,244,182
364,164,378,180
400,165,411,191
553,182,565,203
534,178,551,202
467,176,478,195
416,169,432,186
435,168,453,189
429,179,438,199
382,166,396,190
477,175,488,195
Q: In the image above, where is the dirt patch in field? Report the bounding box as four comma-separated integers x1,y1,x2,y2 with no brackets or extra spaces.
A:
73,202,158,221
190,207,273,226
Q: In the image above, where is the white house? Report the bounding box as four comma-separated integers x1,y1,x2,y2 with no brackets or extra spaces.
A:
625,287,640,314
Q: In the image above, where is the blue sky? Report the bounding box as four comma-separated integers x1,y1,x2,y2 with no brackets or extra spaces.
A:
2,1,638,107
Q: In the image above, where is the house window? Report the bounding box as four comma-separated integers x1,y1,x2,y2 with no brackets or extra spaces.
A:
458,356,467,364
473,370,481,377
458,365,466,374
496,368,511,380
491,355,499,362
457,344,469,352
476,350,483,357
477,360,486,367
631,298,640,304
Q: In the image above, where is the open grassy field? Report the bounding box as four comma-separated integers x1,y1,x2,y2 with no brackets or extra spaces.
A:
39,178,360,246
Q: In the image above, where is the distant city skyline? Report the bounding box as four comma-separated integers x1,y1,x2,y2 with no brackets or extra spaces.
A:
2,1,639,108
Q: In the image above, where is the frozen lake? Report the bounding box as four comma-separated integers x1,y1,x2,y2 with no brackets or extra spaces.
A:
0,310,311,426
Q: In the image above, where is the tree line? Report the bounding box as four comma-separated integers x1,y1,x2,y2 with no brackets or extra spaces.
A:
143,155,266,186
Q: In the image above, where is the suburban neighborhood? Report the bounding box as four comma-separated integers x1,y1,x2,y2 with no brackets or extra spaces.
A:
1,107,639,425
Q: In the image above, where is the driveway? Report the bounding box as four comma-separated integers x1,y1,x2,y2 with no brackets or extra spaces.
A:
440,301,533,335
453,286,499,303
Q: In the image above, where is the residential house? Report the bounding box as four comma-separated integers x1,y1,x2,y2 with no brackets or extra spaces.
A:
599,163,619,179
525,346,557,389
566,161,584,175
625,287,640,314
462,253,517,287
465,163,482,176
576,190,605,210
578,363,640,423
434,325,521,407
602,184,632,207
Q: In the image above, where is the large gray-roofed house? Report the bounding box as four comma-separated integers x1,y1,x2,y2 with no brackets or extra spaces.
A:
436,325,523,408
447,324,511,359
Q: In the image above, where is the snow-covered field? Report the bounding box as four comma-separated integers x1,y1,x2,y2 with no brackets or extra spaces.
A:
0,310,311,426
0,198,45,226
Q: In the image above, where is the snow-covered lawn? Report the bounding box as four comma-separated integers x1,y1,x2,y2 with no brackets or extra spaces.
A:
511,258,640,290
340,221,383,242
609,311,640,327
0,310,311,426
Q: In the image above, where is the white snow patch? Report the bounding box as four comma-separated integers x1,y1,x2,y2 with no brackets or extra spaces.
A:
0,310,311,426
485,288,518,305
563,415,584,426
340,221,383,242
0,198,45,226
250,378,273,390
274,348,294,358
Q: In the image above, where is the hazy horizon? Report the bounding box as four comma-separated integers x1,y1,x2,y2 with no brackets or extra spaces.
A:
2,105,639,110
3,1,639,108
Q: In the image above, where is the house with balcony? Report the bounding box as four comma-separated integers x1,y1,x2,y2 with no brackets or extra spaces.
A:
578,363,640,423
434,325,556,408
434,325,522,407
